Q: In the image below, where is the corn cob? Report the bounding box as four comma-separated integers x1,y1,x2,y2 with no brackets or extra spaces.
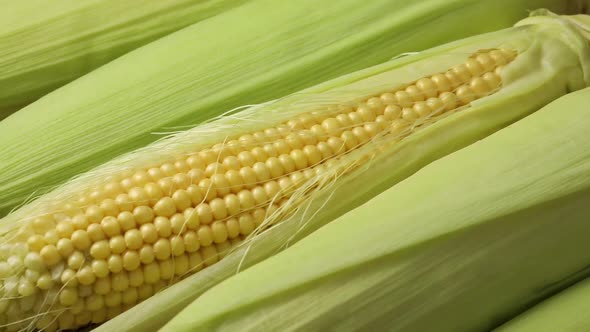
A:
497,271,590,331
0,12,588,332
1,0,588,218
161,83,590,332
0,0,248,119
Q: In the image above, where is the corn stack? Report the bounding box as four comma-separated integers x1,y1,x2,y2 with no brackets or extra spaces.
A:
0,11,588,331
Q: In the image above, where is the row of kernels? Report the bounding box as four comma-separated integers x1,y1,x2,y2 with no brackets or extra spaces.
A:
66,225,251,295
67,50,515,214
377,49,512,112
77,155,314,220
20,205,264,283
64,117,356,224
454,71,502,105
61,244,222,308
148,156,319,209
57,207,270,287
113,129,318,196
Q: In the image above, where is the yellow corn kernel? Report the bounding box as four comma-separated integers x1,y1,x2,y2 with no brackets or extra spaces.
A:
0,49,516,330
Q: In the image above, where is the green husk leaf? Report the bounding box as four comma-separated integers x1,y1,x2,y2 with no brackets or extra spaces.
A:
0,0,248,119
497,268,590,331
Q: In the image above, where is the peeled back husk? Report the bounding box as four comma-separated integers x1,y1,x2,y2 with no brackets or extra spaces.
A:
161,78,590,331
67,13,590,332
0,0,588,217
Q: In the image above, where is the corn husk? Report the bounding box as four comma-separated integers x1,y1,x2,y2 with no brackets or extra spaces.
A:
0,0,248,119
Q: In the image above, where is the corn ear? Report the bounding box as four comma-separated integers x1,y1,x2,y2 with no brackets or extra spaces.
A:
0,12,573,332
0,0,588,217
497,269,590,332
0,0,247,119
161,86,590,332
